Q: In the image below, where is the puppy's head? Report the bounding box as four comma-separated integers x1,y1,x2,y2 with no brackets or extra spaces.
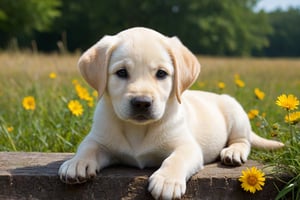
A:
78,27,200,124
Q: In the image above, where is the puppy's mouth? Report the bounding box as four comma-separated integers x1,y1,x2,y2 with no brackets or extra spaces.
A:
132,114,151,122
128,112,157,124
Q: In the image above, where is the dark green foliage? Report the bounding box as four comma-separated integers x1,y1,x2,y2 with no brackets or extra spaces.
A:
262,8,300,57
0,0,299,56
0,0,61,47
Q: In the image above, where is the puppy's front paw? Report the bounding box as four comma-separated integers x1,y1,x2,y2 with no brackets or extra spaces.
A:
58,158,98,184
148,170,186,200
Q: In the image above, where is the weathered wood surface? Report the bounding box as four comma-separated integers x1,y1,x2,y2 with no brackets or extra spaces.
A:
0,152,286,200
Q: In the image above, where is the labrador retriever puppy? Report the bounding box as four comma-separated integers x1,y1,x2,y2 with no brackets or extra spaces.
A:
59,27,284,199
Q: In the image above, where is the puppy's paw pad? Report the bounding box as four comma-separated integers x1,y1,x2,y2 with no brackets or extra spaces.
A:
148,172,186,200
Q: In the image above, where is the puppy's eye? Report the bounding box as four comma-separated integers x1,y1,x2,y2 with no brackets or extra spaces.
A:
156,69,168,80
116,68,129,79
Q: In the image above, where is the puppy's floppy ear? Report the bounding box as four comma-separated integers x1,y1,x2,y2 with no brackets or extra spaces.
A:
168,37,201,103
78,36,119,98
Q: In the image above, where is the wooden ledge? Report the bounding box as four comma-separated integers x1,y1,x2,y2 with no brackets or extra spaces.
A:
0,152,286,199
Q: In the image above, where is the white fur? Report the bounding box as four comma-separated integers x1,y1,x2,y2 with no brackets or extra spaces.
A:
59,27,284,200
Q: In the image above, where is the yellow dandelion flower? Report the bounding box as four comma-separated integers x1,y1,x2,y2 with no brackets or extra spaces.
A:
87,98,94,107
74,84,83,91
254,88,265,100
22,96,36,111
276,94,299,111
75,84,92,101
7,126,14,132
49,72,57,79
239,167,265,194
235,79,245,88
248,109,259,120
217,82,226,90
285,111,300,124
68,100,83,116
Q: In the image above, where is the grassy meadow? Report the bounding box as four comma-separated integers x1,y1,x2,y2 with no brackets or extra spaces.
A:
0,52,299,152
0,52,299,198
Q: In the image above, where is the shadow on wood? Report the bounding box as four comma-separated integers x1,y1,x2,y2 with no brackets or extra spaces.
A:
0,152,287,200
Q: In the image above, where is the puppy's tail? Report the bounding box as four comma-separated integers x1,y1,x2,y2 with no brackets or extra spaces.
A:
250,131,284,150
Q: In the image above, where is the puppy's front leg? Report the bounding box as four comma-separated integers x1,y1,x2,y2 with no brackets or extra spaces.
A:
148,142,203,200
59,136,110,184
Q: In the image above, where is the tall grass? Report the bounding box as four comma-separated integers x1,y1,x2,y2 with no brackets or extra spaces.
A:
197,56,300,199
195,56,300,122
1,53,299,151
0,53,92,152
0,53,299,198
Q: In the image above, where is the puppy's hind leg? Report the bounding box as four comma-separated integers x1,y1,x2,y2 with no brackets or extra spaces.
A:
219,95,252,166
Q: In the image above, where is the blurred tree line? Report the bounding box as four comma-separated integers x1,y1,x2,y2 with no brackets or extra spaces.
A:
0,0,299,57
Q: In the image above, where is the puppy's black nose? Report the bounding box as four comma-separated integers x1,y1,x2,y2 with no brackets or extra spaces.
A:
130,96,152,109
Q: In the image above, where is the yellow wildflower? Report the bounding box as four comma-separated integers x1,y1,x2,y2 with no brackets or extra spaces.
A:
276,94,299,111
7,126,14,132
239,167,265,194
22,96,36,111
217,82,226,90
87,98,94,107
285,111,300,124
235,79,245,88
49,72,57,79
68,100,83,116
75,84,92,101
248,109,259,120
254,88,265,100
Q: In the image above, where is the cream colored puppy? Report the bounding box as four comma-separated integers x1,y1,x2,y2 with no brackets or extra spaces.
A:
59,27,283,199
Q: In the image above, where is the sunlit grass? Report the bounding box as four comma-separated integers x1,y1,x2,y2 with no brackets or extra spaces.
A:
194,56,300,122
0,53,299,198
1,53,299,151
195,56,300,199
0,52,91,152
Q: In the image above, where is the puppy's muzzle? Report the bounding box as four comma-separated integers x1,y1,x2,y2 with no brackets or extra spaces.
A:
130,96,153,121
